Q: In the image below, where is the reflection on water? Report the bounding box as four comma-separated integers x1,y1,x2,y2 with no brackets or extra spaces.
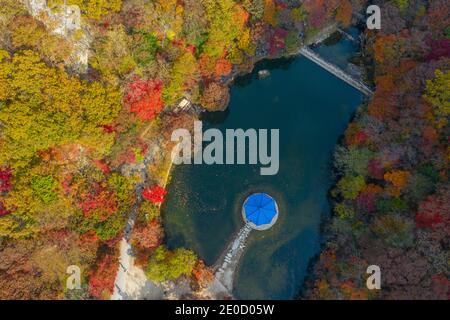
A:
162,40,363,299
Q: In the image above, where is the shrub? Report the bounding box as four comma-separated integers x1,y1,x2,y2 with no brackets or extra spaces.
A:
146,246,197,282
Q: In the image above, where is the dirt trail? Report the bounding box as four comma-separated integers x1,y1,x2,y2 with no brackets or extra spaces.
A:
111,141,171,300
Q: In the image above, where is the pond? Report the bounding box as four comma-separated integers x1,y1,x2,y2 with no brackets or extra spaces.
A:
161,36,364,299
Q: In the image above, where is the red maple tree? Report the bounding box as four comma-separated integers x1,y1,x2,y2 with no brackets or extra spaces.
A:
92,160,110,174
78,184,117,220
269,28,288,56
0,167,12,193
88,252,118,299
142,185,167,204
416,194,447,229
124,77,164,121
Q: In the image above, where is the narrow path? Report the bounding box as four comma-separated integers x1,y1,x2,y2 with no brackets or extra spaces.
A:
111,141,165,300
207,223,253,298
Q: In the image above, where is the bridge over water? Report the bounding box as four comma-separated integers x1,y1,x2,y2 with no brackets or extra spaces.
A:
299,46,373,96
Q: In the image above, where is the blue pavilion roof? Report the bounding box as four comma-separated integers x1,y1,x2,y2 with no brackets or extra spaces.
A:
244,193,278,226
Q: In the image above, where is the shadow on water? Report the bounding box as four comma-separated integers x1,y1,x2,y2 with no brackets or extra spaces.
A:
201,57,296,126
200,108,230,125
233,57,296,89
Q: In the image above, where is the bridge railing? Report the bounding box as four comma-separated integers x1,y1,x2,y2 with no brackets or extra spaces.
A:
299,47,373,96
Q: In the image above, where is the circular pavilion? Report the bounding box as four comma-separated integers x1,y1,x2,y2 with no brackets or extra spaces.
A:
242,193,279,231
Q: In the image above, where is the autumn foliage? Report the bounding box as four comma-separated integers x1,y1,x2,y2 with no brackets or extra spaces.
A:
88,251,119,300
416,192,448,229
79,185,118,220
214,58,233,80
384,171,411,189
130,220,163,250
0,167,12,193
142,185,167,204
1,0,448,301
0,202,9,217
308,1,450,300
192,260,214,288
124,77,164,121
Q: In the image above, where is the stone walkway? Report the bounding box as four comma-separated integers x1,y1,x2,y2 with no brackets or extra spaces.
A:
208,223,253,298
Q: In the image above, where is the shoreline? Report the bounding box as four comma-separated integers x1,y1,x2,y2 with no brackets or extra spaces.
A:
211,22,340,112
120,21,365,300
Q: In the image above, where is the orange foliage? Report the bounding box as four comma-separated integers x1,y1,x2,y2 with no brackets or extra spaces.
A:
88,251,119,300
80,231,99,244
192,260,214,288
335,0,353,26
368,91,398,119
198,54,215,79
92,160,110,174
423,126,439,142
124,78,164,121
235,4,250,26
384,170,411,189
340,280,368,300
363,184,383,194
373,35,398,64
320,249,337,270
130,220,163,250
316,279,333,299
369,75,399,119
214,58,232,80
263,0,277,27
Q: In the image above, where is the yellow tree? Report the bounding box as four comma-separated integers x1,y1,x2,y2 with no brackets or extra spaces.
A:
424,70,450,128
0,50,121,168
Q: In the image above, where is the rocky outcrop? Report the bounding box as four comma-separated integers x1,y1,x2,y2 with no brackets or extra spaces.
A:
22,0,90,73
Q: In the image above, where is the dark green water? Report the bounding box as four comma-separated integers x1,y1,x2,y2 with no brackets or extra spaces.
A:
162,40,363,299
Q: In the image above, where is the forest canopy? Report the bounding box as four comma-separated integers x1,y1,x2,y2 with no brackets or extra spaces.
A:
0,0,448,300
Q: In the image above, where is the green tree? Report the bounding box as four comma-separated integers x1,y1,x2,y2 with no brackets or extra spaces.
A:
138,202,160,222
335,146,373,177
203,0,249,59
337,175,366,200
391,0,409,11
146,246,197,282
31,174,59,204
163,51,200,106
108,173,133,203
334,203,355,220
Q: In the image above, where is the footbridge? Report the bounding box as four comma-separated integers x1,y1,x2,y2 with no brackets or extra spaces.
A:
299,46,373,96
338,28,359,43
206,223,253,298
